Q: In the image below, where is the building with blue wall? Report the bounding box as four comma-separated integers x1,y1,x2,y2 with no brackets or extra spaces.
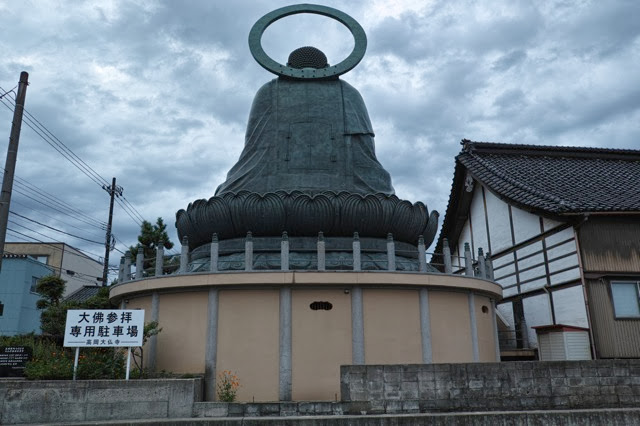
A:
0,254,54,335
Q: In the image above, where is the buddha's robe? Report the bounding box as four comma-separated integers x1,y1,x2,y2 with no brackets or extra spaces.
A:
215,78,394,196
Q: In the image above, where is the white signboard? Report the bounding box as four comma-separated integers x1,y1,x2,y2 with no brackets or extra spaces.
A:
63,310,145,348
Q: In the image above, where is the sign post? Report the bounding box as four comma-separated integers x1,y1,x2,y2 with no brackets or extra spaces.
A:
63,309,145,380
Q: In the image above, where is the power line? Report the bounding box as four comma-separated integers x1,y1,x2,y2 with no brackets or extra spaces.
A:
2,167,107,229
11,199,105,241
1,91,147,231
10,211,104,245
120,195,145,223
12,187,105,229
0,87,110,188
5,227,104,262
0,85,17,100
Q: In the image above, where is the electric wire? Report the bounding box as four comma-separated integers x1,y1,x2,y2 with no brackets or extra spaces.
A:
5,227,104,262
10,211,104,245
11,199,105,241
1,166,107,229
1,89,147,229
0,87,109,188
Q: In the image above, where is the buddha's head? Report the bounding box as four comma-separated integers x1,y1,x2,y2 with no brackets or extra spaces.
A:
286,46,329,69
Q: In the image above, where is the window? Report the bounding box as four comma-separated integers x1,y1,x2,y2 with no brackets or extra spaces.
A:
611,281,640,318
30,277,39,293
28,255,48,264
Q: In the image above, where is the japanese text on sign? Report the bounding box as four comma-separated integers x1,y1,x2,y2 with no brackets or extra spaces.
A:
63,310,145,347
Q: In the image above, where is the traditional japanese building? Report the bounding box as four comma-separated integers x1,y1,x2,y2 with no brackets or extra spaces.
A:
434,140,640,360
110,5,502,401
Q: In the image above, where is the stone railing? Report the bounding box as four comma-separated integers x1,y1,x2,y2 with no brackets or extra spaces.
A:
117,235,493,282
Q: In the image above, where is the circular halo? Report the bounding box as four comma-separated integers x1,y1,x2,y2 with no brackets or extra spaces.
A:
248,4,367,80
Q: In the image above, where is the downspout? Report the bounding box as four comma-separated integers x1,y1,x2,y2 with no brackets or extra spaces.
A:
573,215,597,359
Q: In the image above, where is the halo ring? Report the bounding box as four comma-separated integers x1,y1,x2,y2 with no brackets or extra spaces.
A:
248,4,367,80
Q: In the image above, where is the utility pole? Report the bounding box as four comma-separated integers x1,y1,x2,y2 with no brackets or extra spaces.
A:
0,71,29,272
101,177,122,286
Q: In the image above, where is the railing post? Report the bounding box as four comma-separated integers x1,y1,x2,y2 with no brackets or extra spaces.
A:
210,233,219,273
245,232,253,271
317,232,325,271
123,251,132,282
118,256,124,283
179,236,189,274
443,238,453,274
155,240,164,277
477,248,486,279
281,231,289,271
417,236,427,272
135,244,144,279
352,232,361,271
485,253,494,281
464,242,473,276
387,233,396,271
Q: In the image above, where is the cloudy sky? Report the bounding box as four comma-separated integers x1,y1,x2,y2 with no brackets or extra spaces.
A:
0,0,638,280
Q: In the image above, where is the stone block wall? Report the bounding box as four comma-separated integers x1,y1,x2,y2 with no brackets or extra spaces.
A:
340,360,640,414
0,378,202,424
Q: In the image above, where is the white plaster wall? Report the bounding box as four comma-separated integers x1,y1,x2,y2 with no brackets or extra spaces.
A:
552,285,589,328
61,247,103,295
523,293,553,348
497,302,514,329
469,186,489,257
544,227,580,285
517,241,547,292
484,188,512,254
510,206,541,245
459,221,473,262
492,255,517,289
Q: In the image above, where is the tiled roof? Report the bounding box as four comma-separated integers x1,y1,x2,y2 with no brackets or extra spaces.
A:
457,140,640,213
432,140,640,262
65,285,102,303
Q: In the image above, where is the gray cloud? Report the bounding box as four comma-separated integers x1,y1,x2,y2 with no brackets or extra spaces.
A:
0,0,638,269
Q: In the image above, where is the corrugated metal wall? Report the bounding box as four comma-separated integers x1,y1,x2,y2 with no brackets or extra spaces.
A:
578,217,640,272
587,278,640,358
579,217,640,358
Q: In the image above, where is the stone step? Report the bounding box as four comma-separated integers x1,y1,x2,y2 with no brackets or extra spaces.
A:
60,408,640,425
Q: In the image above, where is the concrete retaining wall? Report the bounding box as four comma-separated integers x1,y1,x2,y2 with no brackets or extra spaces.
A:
341,359,640,414
0,378,202,424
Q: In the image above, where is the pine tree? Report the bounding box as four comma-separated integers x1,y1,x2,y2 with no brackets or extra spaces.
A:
129,217,175,273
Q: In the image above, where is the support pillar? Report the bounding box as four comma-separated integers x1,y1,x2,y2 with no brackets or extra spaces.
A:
477,248,486,279
135,245,144,279
491,299,501,361
179,237,188,274
205,288,219,401
281,232,289,271
317,232,325,271
118,256,124,283
419,288,432,363
417,236,427,272
155,241,164,277
245,232,253,271
464,242,473,276
351,287,365,364
386,233,396,271
210,234,219,272
148,292,159,371
443,238,453,273
279,287,292,400
123,252,132,282
352,232,361,271
468,293,479,362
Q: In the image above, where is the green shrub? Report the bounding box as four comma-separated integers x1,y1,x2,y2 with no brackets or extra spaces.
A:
24,345,73,380
76,348,125,379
